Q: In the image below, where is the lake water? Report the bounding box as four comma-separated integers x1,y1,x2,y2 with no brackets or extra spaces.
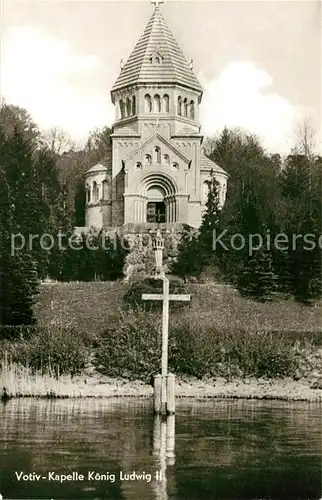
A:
0,398,321,500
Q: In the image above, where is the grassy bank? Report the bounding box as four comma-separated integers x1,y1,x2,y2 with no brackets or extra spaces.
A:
1,282,321,401
34,281,322,334
1,317,322,400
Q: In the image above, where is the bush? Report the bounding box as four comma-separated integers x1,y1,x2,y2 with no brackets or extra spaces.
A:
169,320,300,379
122,277,189,312
0,326,87,377
94,310,164,381
169,324,219,378
93,308,308,381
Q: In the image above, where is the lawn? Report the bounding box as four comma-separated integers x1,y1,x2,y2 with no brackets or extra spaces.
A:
34,281,322,335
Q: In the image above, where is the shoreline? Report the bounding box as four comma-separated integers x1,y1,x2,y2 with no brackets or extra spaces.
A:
1,373,322,402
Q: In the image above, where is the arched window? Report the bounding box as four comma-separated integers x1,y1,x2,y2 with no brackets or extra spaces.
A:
144,94,152,113
154,94,161,113
102,180,109,200
163,154,170,165
154,146,161,164
119,99,125,119
163,94,169,113
144,154,152,165
86,184,91,203
135,162,142,170
189,100,195,120
172,162,179,170
126,97,131,117
155,56,161,64
203,181,211,203
183,98,188,117
177,96,182,116
218,184,223,204
92,181,99,202
132,95,136,115
221,182,227,205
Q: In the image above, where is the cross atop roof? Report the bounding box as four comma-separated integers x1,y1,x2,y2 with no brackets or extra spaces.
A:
151,0,164,9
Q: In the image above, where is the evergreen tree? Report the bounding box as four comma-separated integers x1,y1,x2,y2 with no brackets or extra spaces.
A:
199,175,222,267
172,177,222,278
48,230,128,282
272,246,292,294
278,153,322,302
208,129,280,285
74,180,86,227
0,252,39,325
0,136,39,326
171,225,203,277
237,248,277,301
105,233,128,280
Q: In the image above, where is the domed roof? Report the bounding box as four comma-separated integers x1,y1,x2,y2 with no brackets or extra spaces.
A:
85,163,109,175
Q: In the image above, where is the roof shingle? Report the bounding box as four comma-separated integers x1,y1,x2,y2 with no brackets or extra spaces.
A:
112,7,202,93
201,152,228,176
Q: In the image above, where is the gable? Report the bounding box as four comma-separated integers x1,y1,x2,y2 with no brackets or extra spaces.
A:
123,132,191,165
149,49,164,65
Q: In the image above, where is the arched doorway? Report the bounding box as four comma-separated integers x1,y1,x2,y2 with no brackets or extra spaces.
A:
146,186,166,223
135,172,178,224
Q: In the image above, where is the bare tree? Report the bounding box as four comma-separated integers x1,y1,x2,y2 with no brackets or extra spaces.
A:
293,117,317,160
203,137,217,157
43,127,74,155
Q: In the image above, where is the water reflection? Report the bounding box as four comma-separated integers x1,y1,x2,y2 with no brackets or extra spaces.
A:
152,415,175,499
0,398,321,500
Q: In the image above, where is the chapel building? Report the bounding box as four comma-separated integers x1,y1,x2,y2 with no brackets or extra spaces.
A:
85,2,228,230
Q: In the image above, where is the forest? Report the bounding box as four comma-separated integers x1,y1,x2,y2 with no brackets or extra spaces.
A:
0,100,321,328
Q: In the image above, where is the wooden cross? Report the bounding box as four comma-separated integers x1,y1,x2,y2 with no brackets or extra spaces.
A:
142,230,191,413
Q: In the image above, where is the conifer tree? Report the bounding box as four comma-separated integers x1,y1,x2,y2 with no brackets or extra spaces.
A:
237,248,277,301
279,153,322,302
171,225,202,277
172,176,222,278
0,132,39,326
199,175,222,267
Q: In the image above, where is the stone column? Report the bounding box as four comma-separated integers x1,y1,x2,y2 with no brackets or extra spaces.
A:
167,197,171,223
170,196,175,223
143,198,146,223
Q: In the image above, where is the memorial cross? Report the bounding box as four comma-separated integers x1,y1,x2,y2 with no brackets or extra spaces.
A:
142,229,191,413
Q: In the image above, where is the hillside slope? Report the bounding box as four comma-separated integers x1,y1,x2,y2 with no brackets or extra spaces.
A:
34,282,322,335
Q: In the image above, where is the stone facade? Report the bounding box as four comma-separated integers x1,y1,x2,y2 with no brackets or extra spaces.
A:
85,4,228,230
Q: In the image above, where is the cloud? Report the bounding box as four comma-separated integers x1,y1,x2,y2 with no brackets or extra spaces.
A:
3,32,314,155
199,62,299,153
1,26,114,139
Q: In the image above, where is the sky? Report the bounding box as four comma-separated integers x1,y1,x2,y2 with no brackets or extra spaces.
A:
1,0,321,153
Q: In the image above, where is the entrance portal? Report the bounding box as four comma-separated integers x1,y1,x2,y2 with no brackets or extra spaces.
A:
147,201,166,223
142,180,177,224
